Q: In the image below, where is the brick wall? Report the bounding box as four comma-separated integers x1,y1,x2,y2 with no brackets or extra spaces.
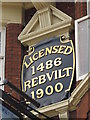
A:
25,7,36,26
76,89,90,118
56,2,87,20
4,3,88,118
69,89,90,119
69,110,76,119
56,2,75,19
75,2,87,19
5,23,22,98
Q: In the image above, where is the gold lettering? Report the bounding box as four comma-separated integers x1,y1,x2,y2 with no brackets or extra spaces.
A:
58,45,66,54
24,61,31,69
24,57,33,69
39,49,45,58
32,77,38,87
39,75,46,85
46,71,54,81
54,70,58,80
45,85,53,96
54,57,62,67
33,52,38,61
55,82,63,93
24,80,31,92
31,91,35,100
52,46,59,54
63,67,73,77
29,57,33,65
45,46,53,56
58,69,66,78
36,88,44,99
64,46,72,55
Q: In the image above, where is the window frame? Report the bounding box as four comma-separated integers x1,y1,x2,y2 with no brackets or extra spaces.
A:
0,27,6,57
75,15,90,81
0,27,6,90
87,0,90,15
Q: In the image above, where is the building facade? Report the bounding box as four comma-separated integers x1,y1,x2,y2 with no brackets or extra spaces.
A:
0,0,90,119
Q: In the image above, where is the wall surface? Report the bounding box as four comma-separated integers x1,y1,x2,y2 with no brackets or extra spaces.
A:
75,2,87,19
2,4,23,24
5,23,22,98
56,2,75,19
76,89,90,118
3,2,89,119
69,89,90,119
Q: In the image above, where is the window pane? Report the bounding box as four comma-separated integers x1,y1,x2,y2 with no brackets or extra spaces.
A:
0,59,4,90
0,28,6,90
0,32,1,53
87,0,90,15
78,18,90,77
0,60,2,90
88,18,90,72
0,59,2,82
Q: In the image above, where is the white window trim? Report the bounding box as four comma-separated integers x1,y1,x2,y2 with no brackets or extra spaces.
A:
87,0,90,15
0,27,6,57
75,15,90,81
0,27,6,90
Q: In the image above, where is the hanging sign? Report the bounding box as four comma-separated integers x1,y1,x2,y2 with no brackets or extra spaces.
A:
21,37,75,107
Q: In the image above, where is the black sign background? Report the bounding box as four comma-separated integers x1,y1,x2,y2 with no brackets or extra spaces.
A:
21,37,75,107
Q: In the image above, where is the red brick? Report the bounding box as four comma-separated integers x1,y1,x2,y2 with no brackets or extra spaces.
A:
75,2,87,19
69,110,76,119
25,7,36,25
56,2,75,19
5,23,23,99
76,89,89,118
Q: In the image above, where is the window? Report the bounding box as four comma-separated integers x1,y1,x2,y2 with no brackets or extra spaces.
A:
0,27,6,90
0,32,1,53
75,16,90,81
87,0,90,15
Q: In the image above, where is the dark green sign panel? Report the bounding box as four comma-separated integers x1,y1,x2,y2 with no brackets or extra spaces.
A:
21,37,75,107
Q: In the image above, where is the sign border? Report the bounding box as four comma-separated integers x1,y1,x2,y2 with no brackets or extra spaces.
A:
21,37,75,93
